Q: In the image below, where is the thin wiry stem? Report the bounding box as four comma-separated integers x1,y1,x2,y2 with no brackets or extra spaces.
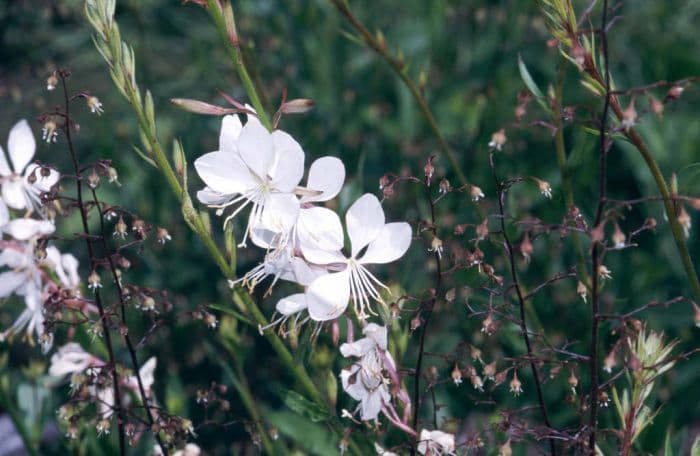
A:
411,181,442,452
490,152,557,456
60,71,126,456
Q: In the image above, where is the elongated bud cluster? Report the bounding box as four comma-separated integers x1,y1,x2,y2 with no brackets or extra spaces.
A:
280,98,315,114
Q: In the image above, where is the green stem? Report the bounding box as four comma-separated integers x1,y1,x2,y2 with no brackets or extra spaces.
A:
207,0,272,131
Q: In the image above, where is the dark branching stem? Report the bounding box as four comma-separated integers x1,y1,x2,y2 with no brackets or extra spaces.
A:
59,72,126,456
411,182,442,448
489,153,557,456
89,187,169,456
589,0,611,452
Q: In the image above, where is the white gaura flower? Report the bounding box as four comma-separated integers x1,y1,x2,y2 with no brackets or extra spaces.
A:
126,356,157,398
303,193,412,321
44,246,81,293
417,429,456,455
0,120,60,211
194,115,304,246
48,343,97,377
339,323,394,421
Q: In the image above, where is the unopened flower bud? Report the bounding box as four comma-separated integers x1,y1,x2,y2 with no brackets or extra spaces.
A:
649,95,664,118
577,280,587,303
470,374,484,391
488,129,507,150
114,217,128,239
46,72,58,91
533,178,552,199
483,361,497,380
439,178,451,195
269,427,279,441
621,100,637,131
170,98,238,115
612,223,625,248
142,296,156,312
603,350,617,373
451,364,463,385
424,160,435,184
204,312,219,329
87,96,104,115
410,314,422,331
429,236,443,259
470,185,485,202
96,419,111,436
88,270,102,291
107,167,120,186
666,85,685,100
693,302,700,328
156,228,172,244
509,371,523,396
481,313,496,336
644,217,657,230
88,169,100,189
280,98,315,114
568,371,579,392
598,265,612,280
445,288,456,303
42,120,58,143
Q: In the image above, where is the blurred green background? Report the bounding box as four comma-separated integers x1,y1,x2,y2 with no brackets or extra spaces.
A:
1,0,700,454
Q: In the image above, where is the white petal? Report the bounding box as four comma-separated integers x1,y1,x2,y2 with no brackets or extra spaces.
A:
24,163,59,192
0,247,26,268
302,156,345,203
276,293,308,316
218,114,243,154
340,365,365,401
5,219,55,240
280,257,327,286
139,357,157,392
269,130,305,192
194,151,256,196
62,253,81,288
339,338,376,358
297,207,345,260
362,323,388,350
346,194,385,257
0,144,10,176
7,119,35,173
0,270,25,297
238,119,274,180
359,222,411,265
0,199,8,226
360,388,384,421
307,269,350,321
259,193,300,234
196,187,232,206
2,178,29,210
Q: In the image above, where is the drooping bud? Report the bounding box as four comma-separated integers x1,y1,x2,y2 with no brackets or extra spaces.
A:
499,438,513,456
603,349,617,373
439,178,451,195
424,156,435,184
577,281,588,303
693,302,700,328
470,184,485,201
114,217,128,239
520,232,533,262
533,178,552,199
488,129,507,150
451,364,463,386
612,223,626,249
475,219,489,240
42,120,59,143
483,361,496,380
666,85,685,100
46,72,58,91
568,370,579,392
88,169,100,189
649,95,664,118
86,96,104,115
621,100,637,131
88,270,102,291
156,228,172,244
598,265,612,280
509,371,523,396
429,236,444,259
107,167,120,186
677,205,691,238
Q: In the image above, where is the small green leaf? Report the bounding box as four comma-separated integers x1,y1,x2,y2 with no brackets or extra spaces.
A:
517,55,551,113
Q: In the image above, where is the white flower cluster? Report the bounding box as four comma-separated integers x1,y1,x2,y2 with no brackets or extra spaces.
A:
0,120,74,352
194,113,412,323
